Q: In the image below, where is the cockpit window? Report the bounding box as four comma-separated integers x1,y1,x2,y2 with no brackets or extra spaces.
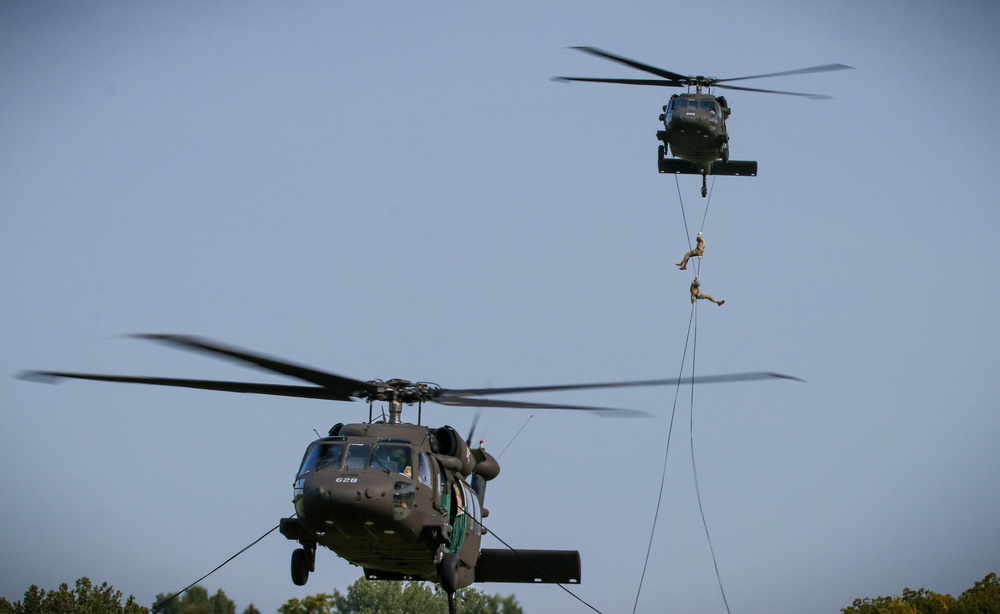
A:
298,442,346,477
699,99,717,112
672,98,690,110
369,444,413,478
344,443,372,470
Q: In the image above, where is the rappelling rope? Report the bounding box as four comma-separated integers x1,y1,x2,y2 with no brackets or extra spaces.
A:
689,302,732,614
631,173,729,613
673,174,716,277
631,303,696,614
468,514,603,614
684,175,730,613
674,174,694,254
152,522,281,612
685,175,730,613
700,177,715,233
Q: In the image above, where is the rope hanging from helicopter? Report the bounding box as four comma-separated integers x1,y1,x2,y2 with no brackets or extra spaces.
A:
462,512,605,614
687,302,732,614
675,171,715,264
631,303,693,614
631,176,731,613
151,522,283,612
679,173,732,613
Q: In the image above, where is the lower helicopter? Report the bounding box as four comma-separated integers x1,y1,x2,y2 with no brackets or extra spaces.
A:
21,334,800,613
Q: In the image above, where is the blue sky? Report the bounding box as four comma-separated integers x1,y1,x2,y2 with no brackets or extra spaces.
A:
2,2,998,613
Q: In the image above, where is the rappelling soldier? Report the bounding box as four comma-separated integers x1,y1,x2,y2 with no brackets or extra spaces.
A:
677,232,705,270
690,276,724,306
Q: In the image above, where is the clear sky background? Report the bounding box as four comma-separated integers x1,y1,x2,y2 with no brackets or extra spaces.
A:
2,2,998,613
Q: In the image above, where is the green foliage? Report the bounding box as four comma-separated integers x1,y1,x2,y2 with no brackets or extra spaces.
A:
209,590,235,614
2,578,148,614
954,573,1000,614
277,594,336,614
153,586,245,614
5,577,522,614
843,573,1000,614
455,588,523,614
279,578,522,614
842,590,955,614
333,581,441,614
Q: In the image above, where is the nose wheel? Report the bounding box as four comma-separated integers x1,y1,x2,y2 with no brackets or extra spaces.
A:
291,542,316,586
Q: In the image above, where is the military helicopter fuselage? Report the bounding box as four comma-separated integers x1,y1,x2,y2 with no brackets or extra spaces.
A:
658,92,736,168
555,46,852,196
280,420,508,594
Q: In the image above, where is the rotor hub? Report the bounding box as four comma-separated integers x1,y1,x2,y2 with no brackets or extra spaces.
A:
363,379,441,404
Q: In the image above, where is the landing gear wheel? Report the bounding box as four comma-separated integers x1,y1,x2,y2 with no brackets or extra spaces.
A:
439,551,460,614
291,548,309,586
721,143,730,163
439,552,459,593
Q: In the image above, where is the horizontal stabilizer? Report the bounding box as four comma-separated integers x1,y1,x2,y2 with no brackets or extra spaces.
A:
658,158,757,176
475,549,581,584
709,160,757,176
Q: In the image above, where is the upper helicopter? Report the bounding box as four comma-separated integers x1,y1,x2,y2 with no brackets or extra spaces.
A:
21,334,800,614
555,46,853,197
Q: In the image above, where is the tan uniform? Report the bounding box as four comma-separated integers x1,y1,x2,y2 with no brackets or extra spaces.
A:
678,234,705,270
690,277,724,306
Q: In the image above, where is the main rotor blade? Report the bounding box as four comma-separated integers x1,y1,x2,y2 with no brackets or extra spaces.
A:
130,334,374,398
433,394,648,417
553,77,682,87
716,63,853,83
441,371,801,397
18,371,351,400
466,408,482,445
715,83,834,100
569,46,689,82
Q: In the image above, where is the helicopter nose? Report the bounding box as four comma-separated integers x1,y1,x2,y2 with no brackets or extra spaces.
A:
295,473,397,525
298,474,365,511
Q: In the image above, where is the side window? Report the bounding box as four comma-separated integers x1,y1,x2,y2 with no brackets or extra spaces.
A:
435,460,448,509
417,452,433,488
461,481,481,529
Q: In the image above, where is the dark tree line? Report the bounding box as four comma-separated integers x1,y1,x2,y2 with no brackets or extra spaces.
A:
2,578,519,614
278,579,522,614
8,572,999,614
153,586,259,614
843,572,1000,614
0,578,148,614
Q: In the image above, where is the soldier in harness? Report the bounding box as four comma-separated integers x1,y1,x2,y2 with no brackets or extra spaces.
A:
690,276,724,306
677,232,705,270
